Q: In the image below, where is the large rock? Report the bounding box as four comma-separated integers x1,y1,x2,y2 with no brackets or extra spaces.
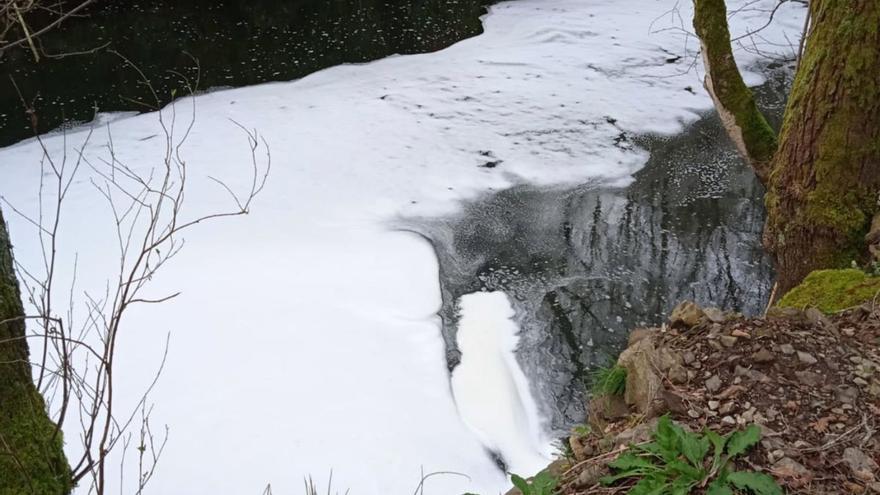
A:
617,336,663,414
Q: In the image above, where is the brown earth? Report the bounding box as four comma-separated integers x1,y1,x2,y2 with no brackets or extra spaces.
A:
553,301,880,494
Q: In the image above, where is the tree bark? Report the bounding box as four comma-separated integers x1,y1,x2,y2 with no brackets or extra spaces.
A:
693,0,778,183
763,0,880,293
0,209,71,494
694,0,880,294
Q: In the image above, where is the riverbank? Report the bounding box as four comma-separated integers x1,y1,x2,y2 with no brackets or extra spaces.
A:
510,279,880,494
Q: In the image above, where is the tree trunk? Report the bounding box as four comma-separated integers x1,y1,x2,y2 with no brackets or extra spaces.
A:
693,0,778,182
694,0,880,294
763,0,880,293
0,209,71,494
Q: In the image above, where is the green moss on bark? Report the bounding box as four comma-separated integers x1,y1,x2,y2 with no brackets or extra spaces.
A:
693,0,777,178
762,0,880,292
0,210,72,495
777,269,880,313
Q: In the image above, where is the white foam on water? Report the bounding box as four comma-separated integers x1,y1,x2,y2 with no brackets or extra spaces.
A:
451,291,553,475
0,0,804,493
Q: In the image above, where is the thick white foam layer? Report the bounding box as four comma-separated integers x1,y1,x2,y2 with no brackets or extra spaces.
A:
452,291,553,475
0,0,804,493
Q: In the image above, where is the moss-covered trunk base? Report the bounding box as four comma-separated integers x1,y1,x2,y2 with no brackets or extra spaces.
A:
0,209,72,495
763,0,880,294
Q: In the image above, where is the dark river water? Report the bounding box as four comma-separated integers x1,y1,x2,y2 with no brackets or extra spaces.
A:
413,66,790,433
0,0,493,146
2,0,789,447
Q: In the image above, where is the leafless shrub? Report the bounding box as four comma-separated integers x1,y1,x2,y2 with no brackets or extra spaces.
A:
1,57,270,493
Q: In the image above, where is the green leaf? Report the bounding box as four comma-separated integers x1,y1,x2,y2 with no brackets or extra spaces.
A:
653,416,681,462
666,459,705,482
705,430,727,471
728,471,783,495
706,478,734,495
531,471,558,493
510,474,530,494
677,427,710,468
726,425,762,458
627,474,669,495
609,453,658,471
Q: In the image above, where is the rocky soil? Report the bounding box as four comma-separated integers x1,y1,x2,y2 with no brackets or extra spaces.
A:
547,300,880,494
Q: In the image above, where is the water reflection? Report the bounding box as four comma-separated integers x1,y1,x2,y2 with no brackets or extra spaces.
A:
0,0,492,146
417,68,790,432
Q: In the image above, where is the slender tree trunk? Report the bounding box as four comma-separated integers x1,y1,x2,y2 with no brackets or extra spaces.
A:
763,0,880,292
694,0,880,294
0,209,71,494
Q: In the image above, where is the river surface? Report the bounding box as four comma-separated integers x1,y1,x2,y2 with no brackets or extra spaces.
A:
0,0,494,146
0,0,803,492
413,69,790,432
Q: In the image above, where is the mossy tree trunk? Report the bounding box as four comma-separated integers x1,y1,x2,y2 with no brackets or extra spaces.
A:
694,0,880,294
0,209,72,494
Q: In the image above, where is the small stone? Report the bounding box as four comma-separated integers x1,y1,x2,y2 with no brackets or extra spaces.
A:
795,371,823,387
687,409,701,418
719,335,738,347
573,463,611,489
669,300,704,328
797,351,818,365
779,343,795,355
667,365,688,385
769,449,785,463
683,351,696,365
719,401,735,414
806,307,833,328
721,415,736,425
703,307,726,323
773,457,811,479
843,447,879,481
708,400,720,410
731,329,750,338
752,347,775,363
854,377,869,386
842,327,856,337
705,375,723,393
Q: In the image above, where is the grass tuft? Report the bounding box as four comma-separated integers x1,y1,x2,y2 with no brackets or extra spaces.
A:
590,364,627,397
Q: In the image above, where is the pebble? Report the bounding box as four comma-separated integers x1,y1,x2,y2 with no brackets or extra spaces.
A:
843,447,879,481
705,375,723,393
752,347,775,363
720,335,738,347
719,401,735,414
721,415,736,425
708,400,720,410
779,343,795,355
797,351,818,365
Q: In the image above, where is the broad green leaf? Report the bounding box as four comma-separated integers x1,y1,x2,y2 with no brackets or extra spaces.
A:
726,425,762,458
706,479,734,495
531,471,558,493
510,474,530,494
609,453,657,471
677,428,710,468
653,416,681,462
628,474,669,495
705,430,727,471
666,459,705,482
670,475,701,495
728,471,783,495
